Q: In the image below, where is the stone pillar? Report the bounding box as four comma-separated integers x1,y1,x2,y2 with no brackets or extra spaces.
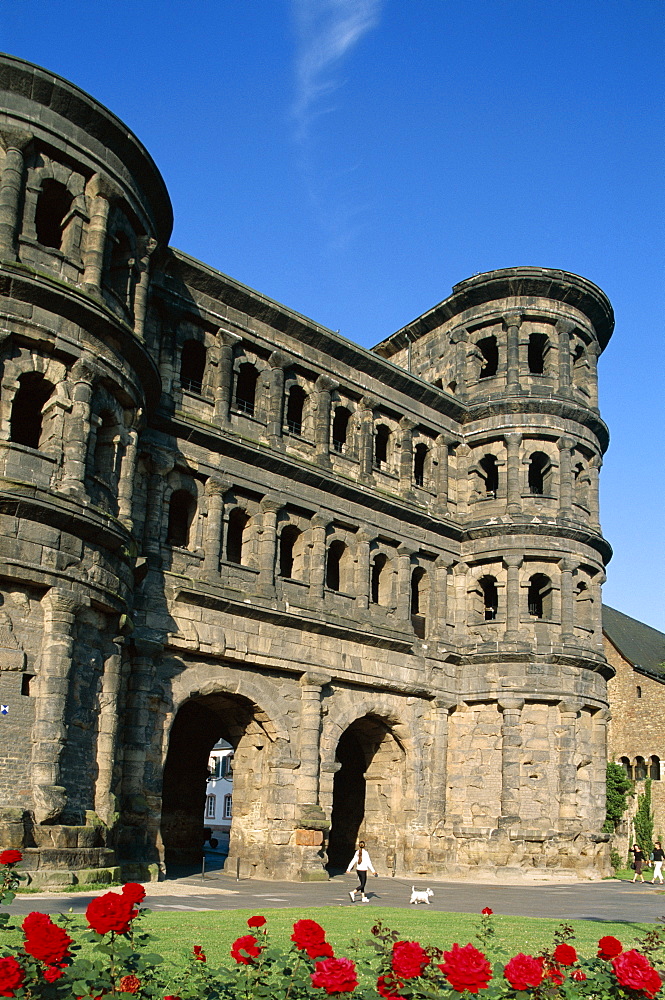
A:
143,451,174,564
591,572,606,653
397,545,414,621
309,514,328,603
586,342,600,409
450,327,468,400
504,554,522,640
123,640,161,797
503,311,522,391
452,562,469,644
355,530,372,610
298,672,331,809
556,319,575,393
267,351,287,444
60,358,96,495
559,558,576,642
94,635,124,826
498,698,524,826
558,700,581,831
133,238,158,341
313,375,337,467
0,128,32,260
398,417,415,492
505,433,522,515
588,456,601,530
433,555,451,634
358,397,375,479
257,496,281,596
590,708,610,829
117,426,140,529
203,476,228,578
214,330,240,424
558,436,574,517
31,588,84,824
83,174,120,292
435,435,449,507
425,698,455,831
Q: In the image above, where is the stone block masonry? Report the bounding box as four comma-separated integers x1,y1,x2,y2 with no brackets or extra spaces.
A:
0,53,614,881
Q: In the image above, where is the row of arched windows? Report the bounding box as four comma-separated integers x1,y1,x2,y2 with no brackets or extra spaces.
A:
472,331,588,380
618,756,661,781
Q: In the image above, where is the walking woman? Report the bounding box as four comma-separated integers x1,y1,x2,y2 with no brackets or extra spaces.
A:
651,842,665,884
346,840,377,902
631,843,646,883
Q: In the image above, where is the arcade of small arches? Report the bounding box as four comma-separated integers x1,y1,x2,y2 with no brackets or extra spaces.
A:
617,755,662,782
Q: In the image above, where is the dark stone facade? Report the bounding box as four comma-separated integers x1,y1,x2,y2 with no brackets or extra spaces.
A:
0,54,614,882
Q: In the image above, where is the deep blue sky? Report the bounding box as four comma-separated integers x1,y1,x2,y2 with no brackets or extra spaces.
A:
3,0,663,628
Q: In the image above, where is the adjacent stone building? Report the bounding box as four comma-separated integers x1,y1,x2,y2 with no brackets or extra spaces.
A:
0,54,615,882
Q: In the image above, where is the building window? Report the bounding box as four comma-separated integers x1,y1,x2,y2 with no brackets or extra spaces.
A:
235,363,258,416
635,756,647,781
326,540,345,592
371,554,390,606
10,373,54,449
528,452,551,496
279,525,300,579
619,756,633,780
223,794,232,819
286,385,306,435
35,179,72,250
479,454,499,496
413,444,429,487
477,336,498,378
480,576,498,620
636,685,642,699
109,230,134,308
180,340,206,393
528,573,552,619
332,407,350,453
205,795,216,819
374,424,391,469
167,490,196,548
226,508,249,564
222,754,234,778
650,755,661,781
528,332,548,375
410,567,427,638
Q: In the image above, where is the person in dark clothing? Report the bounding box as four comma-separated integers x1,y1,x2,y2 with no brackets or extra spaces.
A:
631,843,646,883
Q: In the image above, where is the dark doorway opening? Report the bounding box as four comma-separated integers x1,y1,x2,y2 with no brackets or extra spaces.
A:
327,727,365,871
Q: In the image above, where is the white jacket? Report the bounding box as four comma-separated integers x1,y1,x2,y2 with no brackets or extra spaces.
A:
346,848,376,873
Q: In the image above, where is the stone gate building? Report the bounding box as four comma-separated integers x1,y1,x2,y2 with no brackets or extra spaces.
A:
0,54,615,882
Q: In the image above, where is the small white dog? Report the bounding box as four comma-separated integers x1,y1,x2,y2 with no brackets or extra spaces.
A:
409,886,434,905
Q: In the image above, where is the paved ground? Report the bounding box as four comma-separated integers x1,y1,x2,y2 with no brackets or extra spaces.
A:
7,870,665,926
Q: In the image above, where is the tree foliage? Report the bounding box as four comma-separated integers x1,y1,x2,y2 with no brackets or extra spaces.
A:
604,761,632,833
634,777,654,857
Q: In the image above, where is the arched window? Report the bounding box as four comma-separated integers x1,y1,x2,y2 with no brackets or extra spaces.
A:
528,452,551,496
479,454,499,496
226,508,249,564
619,756,633,780
286,385,306,435
235,363,258,416
332,407,350,453
35,180,73,250
477,336,498,378
180,340,206,393
279,525,301,579
92,411,117,482
575,581,591,629
10,373,54,449
167,489,196,548
326,540,345,592
447,380,457,394
411,567,427,638
528,573,552,619
528,333,549,375
375,424,391,469
636,685,642,699
414,443,429,487
371,553,390,606
635,756,647,781
479,576,498,620
650,755,661,781
109,230,134,307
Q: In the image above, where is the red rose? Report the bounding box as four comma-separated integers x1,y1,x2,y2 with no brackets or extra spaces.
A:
545,966,565,986
552,943,577,966
612,950,662,998
0,850,22,866
391,941,430,979
86,892,136,935
0,956,25,996
43,966,66,983
193,945,206,962
231,934,261,965
377,974,405,998
247,915,266,928
22,912,72,965
310,957,358,994
598,935,623,959
292,919,327,951
438,942,492,994
164,996,182,999
571,970,587,981
481,907,493,916
504,953,544,991
121,883,146,905
118,975,141,994
307,940,335,960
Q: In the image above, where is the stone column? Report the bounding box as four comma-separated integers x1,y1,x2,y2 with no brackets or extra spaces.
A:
556,319,575,393
397,545,414,621
591,572,606,653
358,397,376,480
586,342,600,409
398,417,415,492
267,351,287,444
505,433,522,515
435,434,449,507
503,311,522,391
83,174,120,292
590,708,610,829
558,436,574,517
117,426,140,529
214,330,240,424
94,634,124,826
588,456,601,530
504,554,522,640
31,588,84,824
450,327,468,400
203,476,228,578
452,562,469,644
355,530,372,610
60,358,96,495
314,375,337,467
433,555,451,633
143,451,174,564
557,700,581,831
559,558,576,642
0,128,32,260
425,698,455,831
133,237,158,341
308,514,328,603
498,698,524,826
123,640,161,797
257,495,281,595
298,672,331,809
